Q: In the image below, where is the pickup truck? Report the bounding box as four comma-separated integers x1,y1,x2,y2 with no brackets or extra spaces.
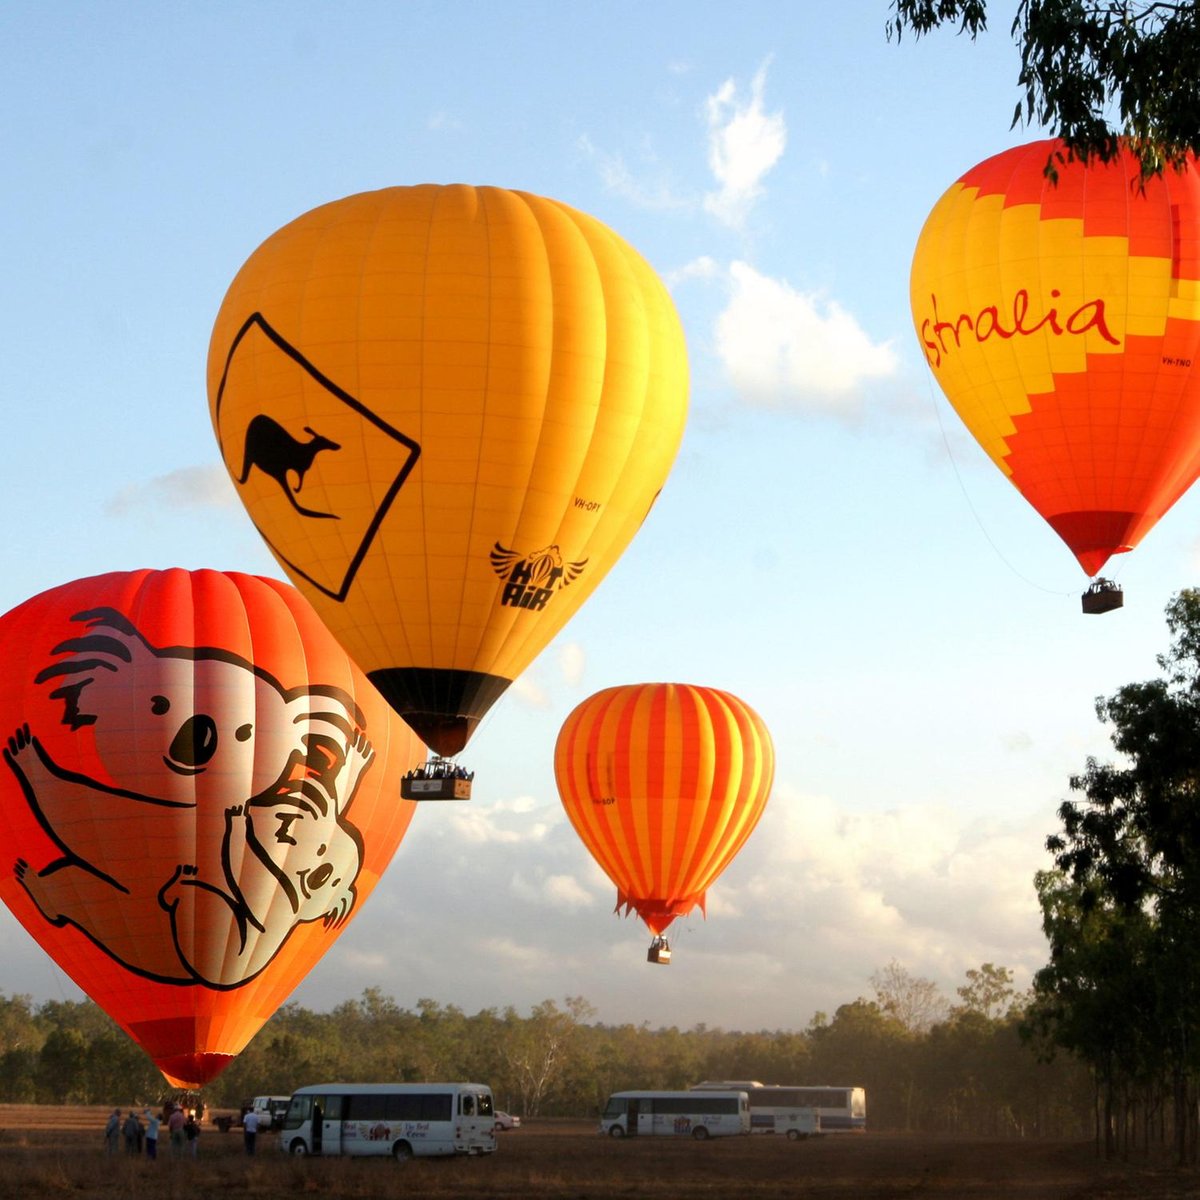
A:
211,1095,292,1132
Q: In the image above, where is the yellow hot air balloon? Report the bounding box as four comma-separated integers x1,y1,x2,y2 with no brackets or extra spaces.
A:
208,185,689,761
554,683,774,963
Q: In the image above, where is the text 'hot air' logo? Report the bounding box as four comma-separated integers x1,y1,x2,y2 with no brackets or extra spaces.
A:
214,313,422,602
4,608,368,990
490,542,588,611
917,288,1120,369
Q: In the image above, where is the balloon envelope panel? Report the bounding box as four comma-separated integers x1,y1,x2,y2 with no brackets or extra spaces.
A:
911,139,1200,576
0,569,425,1087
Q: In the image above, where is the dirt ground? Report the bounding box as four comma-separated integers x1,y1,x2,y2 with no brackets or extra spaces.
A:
0,1107,1195,1199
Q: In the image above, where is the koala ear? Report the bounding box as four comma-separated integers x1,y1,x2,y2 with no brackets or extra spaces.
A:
33,608,143,730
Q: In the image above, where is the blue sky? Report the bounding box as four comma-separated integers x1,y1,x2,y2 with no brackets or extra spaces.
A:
3,2,1197,1033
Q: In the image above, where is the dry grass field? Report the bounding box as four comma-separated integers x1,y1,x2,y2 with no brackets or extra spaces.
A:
0,1106,1196,1199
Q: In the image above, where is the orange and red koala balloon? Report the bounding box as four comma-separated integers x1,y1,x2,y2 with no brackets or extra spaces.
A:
0,569,425,1088
911,138,1200,577
554,683,774,947
207,185,689,757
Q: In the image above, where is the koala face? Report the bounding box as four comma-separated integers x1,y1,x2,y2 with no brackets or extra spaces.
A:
81,652,312,806
37,609,355,808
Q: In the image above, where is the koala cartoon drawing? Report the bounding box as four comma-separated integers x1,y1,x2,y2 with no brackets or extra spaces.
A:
3,607,370,989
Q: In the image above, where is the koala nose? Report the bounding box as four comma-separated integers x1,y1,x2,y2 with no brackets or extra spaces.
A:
170,714,219,768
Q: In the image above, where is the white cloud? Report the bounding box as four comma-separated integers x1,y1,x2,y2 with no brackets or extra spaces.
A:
444,802,555,847
667,256,720,288
703,59,786,229
557,642,586,688
715,261,899,415
510,674,551,710
511,870,595,910
576,134,690,212
717,787,1051,999
105,464,237,515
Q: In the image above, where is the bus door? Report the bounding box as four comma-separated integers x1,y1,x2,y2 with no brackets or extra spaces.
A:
311,1095,342,1155
456,1091,491,1151
626,1098,641,1136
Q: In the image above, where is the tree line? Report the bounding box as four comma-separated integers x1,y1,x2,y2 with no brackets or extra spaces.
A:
0,965,1093,1138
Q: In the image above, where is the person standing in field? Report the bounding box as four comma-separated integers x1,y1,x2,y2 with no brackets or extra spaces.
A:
185,1110,200,1158
143,1108,160,1160
168,1103,186,1157
122,1110,142,1155
242,1107,259,1155
104,1108,120,1155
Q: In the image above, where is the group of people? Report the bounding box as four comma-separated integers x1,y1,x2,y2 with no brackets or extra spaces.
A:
104,1102,199,1159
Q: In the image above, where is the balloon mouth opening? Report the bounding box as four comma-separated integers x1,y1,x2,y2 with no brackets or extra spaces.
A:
367,667,511,757
154,1052,236,1090
1043,511,1136,577
617,891,706,935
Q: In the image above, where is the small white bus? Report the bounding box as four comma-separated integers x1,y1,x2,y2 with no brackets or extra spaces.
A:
599,1089,750,1139
279,1082,497,1159
692,1081,866,1134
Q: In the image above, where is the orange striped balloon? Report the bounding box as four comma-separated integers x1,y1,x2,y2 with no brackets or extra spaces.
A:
911,138,1200,577
554,684,773,939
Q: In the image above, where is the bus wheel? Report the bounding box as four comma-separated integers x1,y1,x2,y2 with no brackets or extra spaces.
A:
786,1129,802,1142
691,1126,710,1141
392,1140,414,1161
288,1140,308,1156
608,1125,626,1138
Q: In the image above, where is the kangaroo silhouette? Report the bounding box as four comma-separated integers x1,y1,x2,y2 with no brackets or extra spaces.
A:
238,415,341,520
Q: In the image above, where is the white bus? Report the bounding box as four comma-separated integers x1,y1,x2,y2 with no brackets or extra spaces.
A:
599,1089,750,1139
279,1082,497,1159
692,1081,867,1134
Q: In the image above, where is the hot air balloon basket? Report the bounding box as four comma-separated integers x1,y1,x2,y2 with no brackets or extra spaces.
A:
647,937,672,965
401,761,473,801
1082,579,1124,615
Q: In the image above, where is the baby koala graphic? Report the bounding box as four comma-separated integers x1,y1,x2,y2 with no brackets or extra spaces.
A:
4,607,370,989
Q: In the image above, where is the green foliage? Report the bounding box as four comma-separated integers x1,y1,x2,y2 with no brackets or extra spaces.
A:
0,968,1091,1136
1034,589,1200,1161
887,0,1200,176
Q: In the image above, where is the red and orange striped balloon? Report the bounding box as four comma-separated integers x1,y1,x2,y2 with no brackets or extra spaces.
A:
554,683,773,940
911,138,1200,576
0,569,425,1088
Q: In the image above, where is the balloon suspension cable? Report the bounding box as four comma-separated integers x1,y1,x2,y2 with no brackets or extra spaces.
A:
926,378,1075,598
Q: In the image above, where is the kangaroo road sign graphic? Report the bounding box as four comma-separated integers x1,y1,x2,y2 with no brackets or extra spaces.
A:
213,314,421,601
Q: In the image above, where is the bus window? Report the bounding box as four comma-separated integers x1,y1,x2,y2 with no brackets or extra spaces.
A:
284,1095,310,1129
461,1094,475,1116
478,1092,494,1116
345,1093,386,1120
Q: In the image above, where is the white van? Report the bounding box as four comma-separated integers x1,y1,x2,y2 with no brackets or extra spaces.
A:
248,1095,292,1129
